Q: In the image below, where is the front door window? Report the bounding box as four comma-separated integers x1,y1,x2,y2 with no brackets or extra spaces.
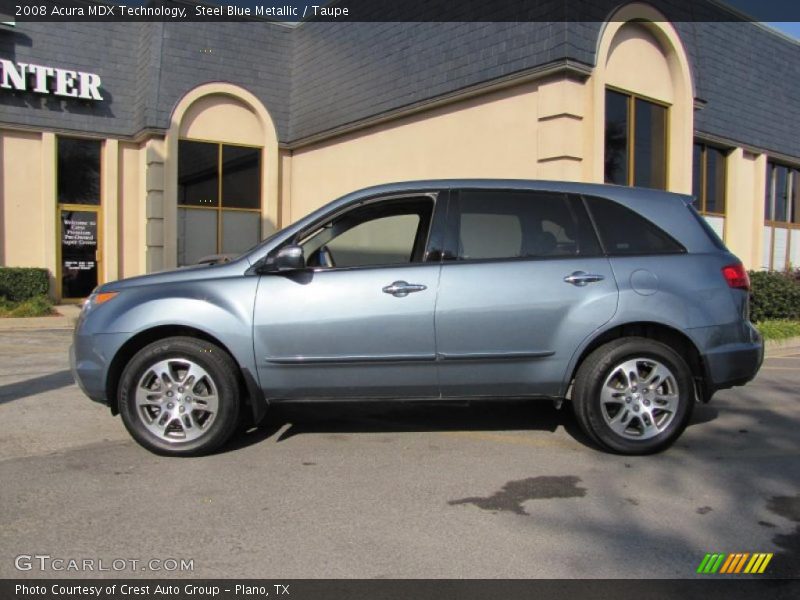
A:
298,197,434,269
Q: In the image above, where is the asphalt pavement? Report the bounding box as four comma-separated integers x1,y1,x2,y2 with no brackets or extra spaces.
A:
0,328,797,579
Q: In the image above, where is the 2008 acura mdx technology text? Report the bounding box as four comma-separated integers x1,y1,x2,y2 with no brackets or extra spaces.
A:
70,180,764,456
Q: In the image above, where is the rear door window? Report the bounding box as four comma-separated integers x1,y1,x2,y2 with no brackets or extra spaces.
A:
450,190,601,261
584,195,685,255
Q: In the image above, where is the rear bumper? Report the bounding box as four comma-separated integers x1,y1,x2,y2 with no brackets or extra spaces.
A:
701,328,764,397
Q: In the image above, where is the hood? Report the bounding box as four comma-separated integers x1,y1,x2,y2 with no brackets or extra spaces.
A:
97,256,251,292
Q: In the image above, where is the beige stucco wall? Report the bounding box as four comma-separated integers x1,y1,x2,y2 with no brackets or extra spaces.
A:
1,130,46,268
588,6,695,194
724,149,766,270
179,95,265,146
288,81,546,221
605,23,674,103
119,141,144,279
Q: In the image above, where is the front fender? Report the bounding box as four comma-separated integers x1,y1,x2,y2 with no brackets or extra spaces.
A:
78,276,260,401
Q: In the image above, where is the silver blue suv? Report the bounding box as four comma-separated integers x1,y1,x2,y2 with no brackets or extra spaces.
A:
70,180,763,456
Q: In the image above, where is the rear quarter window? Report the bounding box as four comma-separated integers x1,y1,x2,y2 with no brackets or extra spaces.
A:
584,195,685,256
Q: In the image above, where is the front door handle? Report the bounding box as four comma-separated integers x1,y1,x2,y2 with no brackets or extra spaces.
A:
382,280,427,297
563,271,605,286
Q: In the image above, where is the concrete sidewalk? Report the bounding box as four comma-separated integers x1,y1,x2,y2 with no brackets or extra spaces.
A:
0,304,81,330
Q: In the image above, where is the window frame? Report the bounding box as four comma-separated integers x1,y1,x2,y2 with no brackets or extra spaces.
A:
764,160,800,272
283,192,445,273
693,141,728,217
765,160,800,229
604,87,670,190
441,189,604,265
177,138,263,264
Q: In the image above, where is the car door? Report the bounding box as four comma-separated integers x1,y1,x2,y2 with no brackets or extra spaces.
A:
435,189,619,398
253,192,446,399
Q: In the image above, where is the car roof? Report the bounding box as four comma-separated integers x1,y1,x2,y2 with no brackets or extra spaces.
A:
344,179,694,207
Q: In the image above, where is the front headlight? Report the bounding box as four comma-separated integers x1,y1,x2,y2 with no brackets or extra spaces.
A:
82,289,119,312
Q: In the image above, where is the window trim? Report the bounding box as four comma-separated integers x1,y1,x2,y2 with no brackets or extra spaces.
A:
440,189,605,266
605,86,670,190
177,138,263,263
693,141,728,218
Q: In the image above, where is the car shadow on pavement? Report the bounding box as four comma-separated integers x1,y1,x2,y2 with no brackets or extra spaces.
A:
224,399,602,453
0,369,74,405
225,397,720,455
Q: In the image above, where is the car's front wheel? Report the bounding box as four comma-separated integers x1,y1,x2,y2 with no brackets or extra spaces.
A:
572,337,694,455
118,336,240,456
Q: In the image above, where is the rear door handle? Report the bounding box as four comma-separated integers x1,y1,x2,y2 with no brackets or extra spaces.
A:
382,280,427,297
563,271,605,286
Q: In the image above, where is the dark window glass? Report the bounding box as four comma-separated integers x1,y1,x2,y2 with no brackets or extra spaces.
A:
691,143,702,208
221,145,261,209
454,191,600,261
705,146,726,215
178,141,218,207
773,164,789,222
765,164,773,220
793,171,800,225
605,90,629,185
585,196,684,255
694,143,727,215
633,98,667,189
57,138,101,205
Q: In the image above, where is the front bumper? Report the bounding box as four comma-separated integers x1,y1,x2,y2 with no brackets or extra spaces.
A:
70,331,131,406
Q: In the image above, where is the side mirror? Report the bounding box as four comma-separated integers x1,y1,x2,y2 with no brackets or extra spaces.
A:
271,244,305,272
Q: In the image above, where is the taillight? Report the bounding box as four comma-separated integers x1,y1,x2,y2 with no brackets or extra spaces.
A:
722,263,750,290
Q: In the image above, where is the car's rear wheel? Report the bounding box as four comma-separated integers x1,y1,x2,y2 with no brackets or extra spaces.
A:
572,337,694,455
118,336,240,456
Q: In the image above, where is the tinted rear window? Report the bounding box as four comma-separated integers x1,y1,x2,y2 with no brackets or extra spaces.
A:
585,195,685,256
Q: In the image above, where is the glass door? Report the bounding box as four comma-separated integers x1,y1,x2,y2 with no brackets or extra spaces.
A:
57,137,102,301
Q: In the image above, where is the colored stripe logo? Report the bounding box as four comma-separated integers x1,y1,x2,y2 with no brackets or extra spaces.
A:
697,553,773,574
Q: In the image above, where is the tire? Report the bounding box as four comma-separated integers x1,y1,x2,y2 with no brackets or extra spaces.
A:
118,336,241,456
572,337,694,455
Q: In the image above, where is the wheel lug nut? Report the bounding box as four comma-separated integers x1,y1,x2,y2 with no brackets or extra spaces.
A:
626,396,632,403
167,403,174,409
180,406,185,413
185,396,192,402
633,405,640,412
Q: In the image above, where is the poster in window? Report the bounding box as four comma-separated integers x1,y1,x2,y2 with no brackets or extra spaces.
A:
61,210,98,298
